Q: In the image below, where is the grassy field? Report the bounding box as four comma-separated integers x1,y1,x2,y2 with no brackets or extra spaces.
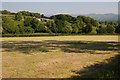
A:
1,35,120,78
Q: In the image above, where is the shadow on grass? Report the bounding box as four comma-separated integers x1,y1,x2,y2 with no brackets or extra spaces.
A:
69,53,120,79
2,54,120,79
2,40,120,54
2,40,120,79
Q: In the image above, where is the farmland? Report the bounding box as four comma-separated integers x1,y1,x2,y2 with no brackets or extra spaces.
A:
1,35,120,78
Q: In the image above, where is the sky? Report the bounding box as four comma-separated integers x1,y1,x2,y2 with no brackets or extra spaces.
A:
1,2,118,16
1,0,119,2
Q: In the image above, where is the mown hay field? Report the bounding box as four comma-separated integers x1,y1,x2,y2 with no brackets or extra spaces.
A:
1,35,120,78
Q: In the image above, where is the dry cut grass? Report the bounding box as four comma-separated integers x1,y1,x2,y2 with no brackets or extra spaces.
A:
2,35,120,78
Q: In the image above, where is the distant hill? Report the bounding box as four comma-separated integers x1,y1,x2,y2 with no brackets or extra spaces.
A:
71,13,118,22
84,13,118,22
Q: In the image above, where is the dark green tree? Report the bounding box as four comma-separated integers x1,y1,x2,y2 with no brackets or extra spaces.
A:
46,20,57,33
24,17,32,26
35,22,47,33
2,17,19,34
106,25,115,34
15,13,23,21
55,20,64,33
91,19,99,27
1,10,11,14
62,21,72,33
97,26,107,34
72,24,79,34
75,19,85,33
24,27,34,33
17,24,25,34
31,18,39,29
115,24,120,34
84,24,92,33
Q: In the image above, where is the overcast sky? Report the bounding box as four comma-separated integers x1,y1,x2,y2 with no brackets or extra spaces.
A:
2,2,118,15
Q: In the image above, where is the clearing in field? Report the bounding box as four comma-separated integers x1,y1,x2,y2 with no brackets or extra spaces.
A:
1,36,120,78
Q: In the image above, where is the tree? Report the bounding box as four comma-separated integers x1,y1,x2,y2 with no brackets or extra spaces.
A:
97,26,107,34
115,24,120,34
19,11,30,16
77,16,91,24
46,20,57,33
31,18,39,29
17,24,25,34
75,19,85,33
24,17,40,30
62,21,72,33
84,24,92,33
24,27,34,33
15,13,23,21
72,24,79,34
35,22,46,33
30,13,39,18
1,10,11,14
55,20,64,33
2,10,118,35
106,25,115,34
2,17,19,34
91,19,99,27
50,14,75,23
41,14,44,18
0,17,2,34
24,17,32,26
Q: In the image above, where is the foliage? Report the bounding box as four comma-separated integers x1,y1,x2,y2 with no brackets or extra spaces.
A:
84,24,93,33
97,26,107,34
115,24,120,34
46,20,57,33
2,17,19,34
18,11,41,18
24,17,33,26
62,21,72,33
24,27,34,33
2,10,119,35
15,12,23,21
1,10,11,14
71,24,79,34
35,22,47,33
106,25,115,34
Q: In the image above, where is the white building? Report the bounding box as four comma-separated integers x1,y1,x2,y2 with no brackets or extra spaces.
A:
36,18,50,22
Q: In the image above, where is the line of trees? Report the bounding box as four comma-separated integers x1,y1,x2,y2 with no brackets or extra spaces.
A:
1,10,120,34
